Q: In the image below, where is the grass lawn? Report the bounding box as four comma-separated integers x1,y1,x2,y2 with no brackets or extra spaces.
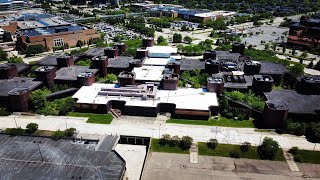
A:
293,150,320,164
198,142,285,161
166,116,255,128
150,138,189,154
67,112,113,124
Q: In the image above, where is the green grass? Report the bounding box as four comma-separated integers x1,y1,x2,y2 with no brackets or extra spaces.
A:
67,112,113,124
198,142,285,161
293,150,320,164
166,116,255,128
150,139,189,154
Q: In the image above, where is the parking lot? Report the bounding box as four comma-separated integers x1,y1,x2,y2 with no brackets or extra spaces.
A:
142,152,320,180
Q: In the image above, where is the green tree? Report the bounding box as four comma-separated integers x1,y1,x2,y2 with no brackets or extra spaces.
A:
7,56,24,63
30,89,50,111
179,136,193,150
307,61,314,68
173,33,182,43
157,36,166,44
240,142,251,152
159,134,171,146
26,44,45,56
51,130,65,140
314,61,320,70
305,122,320,142
58,97,75,116
300,51,308,59
26,123,39,134
64,128,76,137
184,36,192,44
76,40,84,48
0,48,8,60
258,137,279,160
207,138,218,150
289,63,304,75
105,73,117,83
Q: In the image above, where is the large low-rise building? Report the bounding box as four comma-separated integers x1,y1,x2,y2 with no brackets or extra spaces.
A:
16,24,100,51
73,83,219,119
288,16,320,49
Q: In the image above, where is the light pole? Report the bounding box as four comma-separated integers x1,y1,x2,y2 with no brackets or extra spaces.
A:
158,124,161,139
65,118,68,129
14,115,18,128
215,126,218,139
313,143,317,151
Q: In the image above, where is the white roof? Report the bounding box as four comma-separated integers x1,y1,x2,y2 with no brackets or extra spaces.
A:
147,46,177,54
143,57,171,66
133,66,165,82
232,71,244,76
72,83,218,111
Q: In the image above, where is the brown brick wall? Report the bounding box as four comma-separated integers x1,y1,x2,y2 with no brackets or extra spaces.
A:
19,29,100,51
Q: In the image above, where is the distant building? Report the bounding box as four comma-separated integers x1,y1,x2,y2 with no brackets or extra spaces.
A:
288,16,320,49
0,0,27,11
16,24,100,51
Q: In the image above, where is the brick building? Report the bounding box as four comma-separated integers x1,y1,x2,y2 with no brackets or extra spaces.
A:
16,25,100,51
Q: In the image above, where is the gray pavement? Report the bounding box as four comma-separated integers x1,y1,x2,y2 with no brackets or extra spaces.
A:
142,152,313,180
0,114,319,151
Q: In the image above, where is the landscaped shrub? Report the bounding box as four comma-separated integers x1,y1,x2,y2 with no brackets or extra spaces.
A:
258,137,279,160
286,122,306,136
5,127,25,136
64,128,76,137
230,149,240,158
207,138,218,150
51,130,65,140
169,135,181,147
26,123,39,134
159,134,171,146
289,147,299,155
305,122,320,143
294,154,302,162
240,142,251,152
179,136,193,150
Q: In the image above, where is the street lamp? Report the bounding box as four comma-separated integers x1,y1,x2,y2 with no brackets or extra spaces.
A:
158,124,161,139
14,115,18,128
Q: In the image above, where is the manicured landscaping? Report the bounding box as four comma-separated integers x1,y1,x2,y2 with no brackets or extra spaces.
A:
67,112,113,124
292,149,320,164
150,138,190,154
166,116,255,128
198,142,285,161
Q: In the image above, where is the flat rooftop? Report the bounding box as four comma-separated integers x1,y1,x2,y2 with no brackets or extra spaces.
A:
133,66,165,82
37,54,61,66
143,57,172,66
83,47,105,57
19,24,85,36
5,63,29,73
108,56,133,68
216,51,240,61
147,46,178,58
260,62,289,75
264,90,320,114
0,77,42,96
180,59,205,71
73,83,218,111
0,135,125,180
55,66,98,81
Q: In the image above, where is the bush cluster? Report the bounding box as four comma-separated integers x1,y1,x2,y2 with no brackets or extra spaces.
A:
159,134,193,150
207,138,218,150
286,121,320,142
258,137,279,160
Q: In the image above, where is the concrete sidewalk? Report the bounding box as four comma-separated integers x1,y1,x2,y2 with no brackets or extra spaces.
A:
0,115,319,151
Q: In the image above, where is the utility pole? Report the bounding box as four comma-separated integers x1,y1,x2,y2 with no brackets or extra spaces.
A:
37,143,44,163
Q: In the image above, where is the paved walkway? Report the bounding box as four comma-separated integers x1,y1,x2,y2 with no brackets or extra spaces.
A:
0,115,319,151
189,143,198,164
